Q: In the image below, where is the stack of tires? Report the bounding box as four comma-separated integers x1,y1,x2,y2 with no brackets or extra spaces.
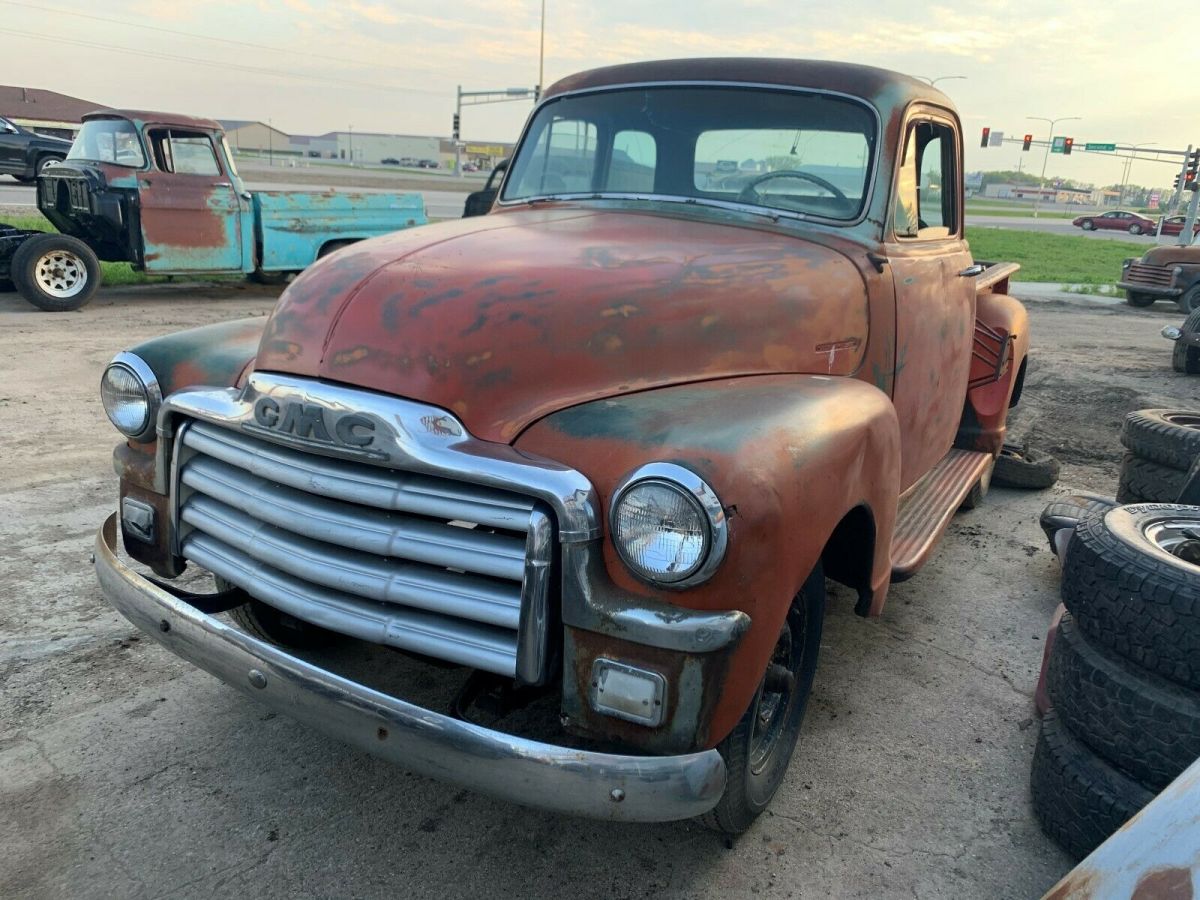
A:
1031,412,1200,858
1116,409,1200,504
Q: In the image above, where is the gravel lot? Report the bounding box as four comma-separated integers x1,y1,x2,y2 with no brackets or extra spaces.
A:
0,283,1192,899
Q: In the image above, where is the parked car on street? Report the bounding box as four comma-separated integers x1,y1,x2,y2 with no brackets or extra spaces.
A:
0,109,427,310
380,157,400,165
1073,210,1157,235
0,115,71,182
92,59,1029,835
1158,214,1200,238
417,158,439,168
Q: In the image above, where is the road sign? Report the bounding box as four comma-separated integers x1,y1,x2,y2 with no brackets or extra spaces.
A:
1051,136,1066,154
1085,142,1116,151
989,130,1004,147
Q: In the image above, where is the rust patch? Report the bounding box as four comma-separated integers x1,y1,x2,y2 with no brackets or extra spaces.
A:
1132,867,1194,900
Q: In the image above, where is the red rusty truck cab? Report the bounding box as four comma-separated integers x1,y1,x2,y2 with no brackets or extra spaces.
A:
93,59,1028,834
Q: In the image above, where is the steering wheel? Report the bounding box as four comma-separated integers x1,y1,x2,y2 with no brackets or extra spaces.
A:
737,170,848,205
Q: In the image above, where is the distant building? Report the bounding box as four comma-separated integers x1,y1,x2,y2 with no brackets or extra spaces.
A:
0,85,102,138
983,182,1093,205
219,120,296,157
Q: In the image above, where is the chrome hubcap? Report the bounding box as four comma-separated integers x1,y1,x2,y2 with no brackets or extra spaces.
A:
33,250,87,299
1144,518,1200,565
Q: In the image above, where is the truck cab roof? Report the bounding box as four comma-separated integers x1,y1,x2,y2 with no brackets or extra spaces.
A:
84,109,223,132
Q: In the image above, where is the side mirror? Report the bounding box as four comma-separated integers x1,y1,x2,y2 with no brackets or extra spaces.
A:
462,189,498,218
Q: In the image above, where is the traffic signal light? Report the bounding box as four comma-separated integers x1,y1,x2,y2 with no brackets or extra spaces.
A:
1063,137,1074,155
981,127,990,149
452,113,461,140
1187,149,1200,190
1176,173,1184,191
1022,134,1033,151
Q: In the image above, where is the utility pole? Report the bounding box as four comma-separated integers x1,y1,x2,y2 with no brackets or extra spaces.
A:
1028,115,1081,218
538,0,546,100
268,117,273,167
348,125,354,167
1119,142,1156,208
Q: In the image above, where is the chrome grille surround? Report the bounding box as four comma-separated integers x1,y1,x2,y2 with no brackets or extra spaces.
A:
160,372,595,684
1125,263,1174,287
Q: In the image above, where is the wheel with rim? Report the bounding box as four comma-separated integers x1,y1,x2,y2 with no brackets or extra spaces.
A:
10,233,101,311
1128,223,1143,235
1124,292,1155,308
1179,285,1200,316
1080,220,1095,231
1120,409,1200,471
701,566,825,835
992,443,1060,490
35,155,63,177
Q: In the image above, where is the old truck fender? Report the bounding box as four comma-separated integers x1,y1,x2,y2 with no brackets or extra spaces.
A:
957,288,1030,454
112,316,266,573
515,373,901,752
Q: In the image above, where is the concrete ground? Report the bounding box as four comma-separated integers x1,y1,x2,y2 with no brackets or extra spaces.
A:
0,283,1193,899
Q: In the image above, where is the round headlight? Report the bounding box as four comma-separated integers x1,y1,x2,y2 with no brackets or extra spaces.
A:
100,353,160,441
610,463,727,587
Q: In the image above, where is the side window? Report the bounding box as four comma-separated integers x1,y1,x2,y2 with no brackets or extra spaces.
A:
607,130,656,192
894,120,958,239
147,129,221,176
507,118,598,195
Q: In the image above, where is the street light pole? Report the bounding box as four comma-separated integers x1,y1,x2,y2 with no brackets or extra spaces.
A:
1118,142,1156,208
538,0,546,99
1027,115,1081,218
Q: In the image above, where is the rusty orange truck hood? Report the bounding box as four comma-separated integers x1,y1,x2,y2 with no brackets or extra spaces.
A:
255,206,869,443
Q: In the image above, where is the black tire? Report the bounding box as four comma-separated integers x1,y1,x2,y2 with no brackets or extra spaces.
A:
1124,292,1156,308
247,270,290,285
317,239,355,259
701,567,825,835
1179,286,1200,316
1030,711,1154,861
1120,409,1200,472
1128,223,1143,235
219,579,339,650
1046,613,1200,791
1062,504,1200,689
1116,453,1189,503
1173,309,1200,375
10,233,101,311
1080,220,1095,231
1038,493,1117,553
992,444,1060,490
35,155,63,176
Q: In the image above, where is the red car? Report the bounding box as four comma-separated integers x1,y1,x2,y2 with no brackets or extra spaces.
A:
1159,215,1200,238
1073,210,1157,235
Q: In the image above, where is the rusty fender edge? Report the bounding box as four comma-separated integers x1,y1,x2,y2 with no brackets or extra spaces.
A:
94,515,726,821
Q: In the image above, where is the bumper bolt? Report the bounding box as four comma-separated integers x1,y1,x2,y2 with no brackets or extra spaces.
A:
248,669,268,689
610,788,625,803
158,620,170,633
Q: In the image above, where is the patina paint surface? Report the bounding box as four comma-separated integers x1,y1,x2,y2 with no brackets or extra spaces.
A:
255,207,870,443
515,374,900,745
957,291,1030,454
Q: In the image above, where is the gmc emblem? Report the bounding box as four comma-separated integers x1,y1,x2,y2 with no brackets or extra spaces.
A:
246,397,382,457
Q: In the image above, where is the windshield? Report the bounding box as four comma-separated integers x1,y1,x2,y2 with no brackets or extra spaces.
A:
502,86,876,221
67,119,147,168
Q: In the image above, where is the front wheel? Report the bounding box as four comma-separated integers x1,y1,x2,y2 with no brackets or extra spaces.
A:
35,155,63,176
10,233,101,311
1080,220,1095,231
1129,224,1143,235
702,566,825,835
1125,292,1156,308
1178,286,1200,316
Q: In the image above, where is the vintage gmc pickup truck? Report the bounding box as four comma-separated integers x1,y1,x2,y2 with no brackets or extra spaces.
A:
93,58,1028,834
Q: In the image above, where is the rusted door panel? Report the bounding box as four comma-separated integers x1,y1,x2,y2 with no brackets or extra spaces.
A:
139,175,245,273
887,241,976,489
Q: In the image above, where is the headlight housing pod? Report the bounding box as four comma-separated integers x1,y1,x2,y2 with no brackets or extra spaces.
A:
609,462,728,587
100,352,161,442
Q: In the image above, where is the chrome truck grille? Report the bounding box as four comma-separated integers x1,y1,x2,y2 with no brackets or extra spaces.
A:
172,420,554,682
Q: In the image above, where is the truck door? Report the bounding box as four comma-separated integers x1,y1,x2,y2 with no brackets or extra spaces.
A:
884,113,976,490
138,128,245,273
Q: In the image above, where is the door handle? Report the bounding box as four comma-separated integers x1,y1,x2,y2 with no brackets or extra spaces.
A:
958,264,987,277
212,182,232,188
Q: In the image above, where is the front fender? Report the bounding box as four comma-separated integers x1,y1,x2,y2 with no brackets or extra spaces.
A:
113,317,266,573
515,374,901,750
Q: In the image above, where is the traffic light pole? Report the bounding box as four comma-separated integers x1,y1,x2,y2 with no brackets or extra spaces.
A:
1183,180,1200,248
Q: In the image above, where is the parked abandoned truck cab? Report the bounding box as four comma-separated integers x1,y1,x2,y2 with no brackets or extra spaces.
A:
93,59,1029,833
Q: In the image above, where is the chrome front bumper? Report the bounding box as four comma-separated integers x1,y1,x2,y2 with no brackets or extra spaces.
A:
94,514,726,822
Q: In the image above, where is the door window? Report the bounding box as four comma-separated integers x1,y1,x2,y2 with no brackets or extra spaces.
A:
894,120,958,239
507,118,598,195
148,129,221,176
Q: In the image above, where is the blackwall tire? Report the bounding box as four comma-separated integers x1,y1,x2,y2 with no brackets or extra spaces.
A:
992,444,1060,490
1030,711,1154,861
10,233,101,311
1173,309,1200,374
1120,409,1200,472
701,567,825,836
1178,286,1200,316
1046,613,1200,791
218,578,340,650
1124,292,1156,308
1038,494,1117,553
1061,504,1200,689
1116,453,1189,503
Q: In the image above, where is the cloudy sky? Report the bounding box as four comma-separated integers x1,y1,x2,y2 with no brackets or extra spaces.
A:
3,0,1197,187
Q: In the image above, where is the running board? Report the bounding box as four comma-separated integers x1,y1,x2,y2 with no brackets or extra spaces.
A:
890,448,994,582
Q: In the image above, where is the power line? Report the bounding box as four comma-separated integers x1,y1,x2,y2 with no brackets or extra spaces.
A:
0,0,428,77
0,27,450,97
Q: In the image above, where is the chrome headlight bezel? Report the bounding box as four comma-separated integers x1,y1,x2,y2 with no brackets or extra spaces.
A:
609,462,728,589
100,352,161,443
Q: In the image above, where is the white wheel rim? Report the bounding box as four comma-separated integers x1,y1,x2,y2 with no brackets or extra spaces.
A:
33,250,87,299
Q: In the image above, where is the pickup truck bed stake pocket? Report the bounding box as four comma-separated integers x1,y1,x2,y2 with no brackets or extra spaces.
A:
93,58,1029,834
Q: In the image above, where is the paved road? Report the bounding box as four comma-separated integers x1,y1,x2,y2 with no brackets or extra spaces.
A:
964,214,1166,243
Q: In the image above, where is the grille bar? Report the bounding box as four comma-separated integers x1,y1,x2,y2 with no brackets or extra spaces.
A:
181,454,528,581
184,532,518,675
1125,263,1174,286
184,422,536,532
